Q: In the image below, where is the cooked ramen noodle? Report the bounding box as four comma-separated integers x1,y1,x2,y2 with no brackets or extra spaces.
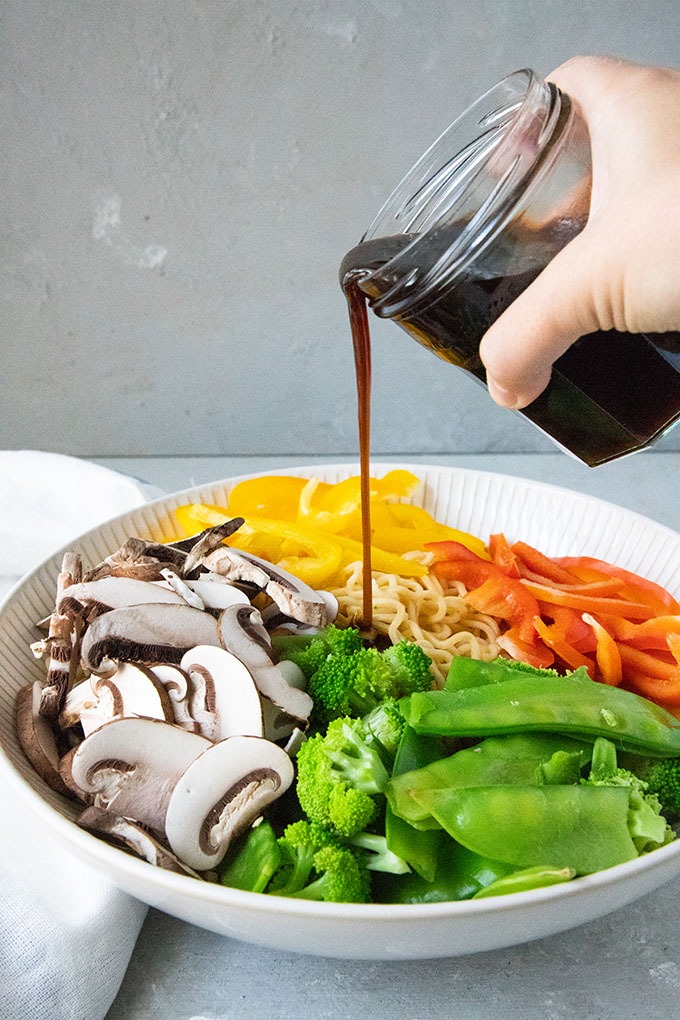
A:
329,552,502,686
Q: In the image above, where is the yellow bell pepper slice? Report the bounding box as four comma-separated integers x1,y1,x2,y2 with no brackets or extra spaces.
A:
332,534,428,578
174,502,233,536
227,516,343,589
226,475,333,521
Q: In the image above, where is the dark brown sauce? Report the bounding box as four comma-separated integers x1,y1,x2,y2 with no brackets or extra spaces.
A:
344,274,374,627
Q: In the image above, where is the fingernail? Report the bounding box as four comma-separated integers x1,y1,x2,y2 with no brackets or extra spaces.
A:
486,377,520,409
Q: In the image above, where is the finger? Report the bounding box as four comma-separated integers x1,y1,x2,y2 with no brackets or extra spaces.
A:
479,228,605,408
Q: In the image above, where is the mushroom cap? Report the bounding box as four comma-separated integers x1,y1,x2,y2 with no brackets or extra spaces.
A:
164,735,294,871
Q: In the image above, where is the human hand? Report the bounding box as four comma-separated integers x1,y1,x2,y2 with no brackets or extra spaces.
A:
479,55,680,409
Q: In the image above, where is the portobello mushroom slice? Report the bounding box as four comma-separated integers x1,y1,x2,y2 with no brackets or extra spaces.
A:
80,602,221,673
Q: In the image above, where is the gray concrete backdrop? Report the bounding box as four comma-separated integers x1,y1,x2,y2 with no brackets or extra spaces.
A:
3,1,679,458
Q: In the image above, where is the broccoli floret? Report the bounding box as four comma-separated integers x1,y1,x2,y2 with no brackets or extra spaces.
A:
582,738,674,853
308,640,434,723
348,832,411,875
382,641,435,693
295,720,386,837
268,820,370,902
363,698,407,759
273,625,365,679
627,756,680,820
290,843,370,902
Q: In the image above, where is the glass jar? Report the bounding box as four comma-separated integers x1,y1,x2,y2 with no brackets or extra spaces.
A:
340,69,680,466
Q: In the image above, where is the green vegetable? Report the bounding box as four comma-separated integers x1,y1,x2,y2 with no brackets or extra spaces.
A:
384,725,446,880
268,820,370,902
414,784,639,875
363,698,407,758
372,839,516,904
446,655,564,690
625,754,680,819
218,820,281,893
471,865,576,899
295,635,433,723
294,716,389,836
273,624,365,679
402,666,680,756
581,738,673,853
385,732,591,830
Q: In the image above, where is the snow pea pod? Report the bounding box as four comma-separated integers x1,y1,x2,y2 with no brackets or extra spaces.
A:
373,838,516,904
401,672,680,756
385,732,590,829
471,865,576,899
413,784,638,875
385,726,446,880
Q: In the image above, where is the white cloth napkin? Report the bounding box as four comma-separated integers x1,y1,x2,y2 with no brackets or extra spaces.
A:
0,451,162,1020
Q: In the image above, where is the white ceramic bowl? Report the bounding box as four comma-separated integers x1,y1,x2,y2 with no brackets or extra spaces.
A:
2,463,680,960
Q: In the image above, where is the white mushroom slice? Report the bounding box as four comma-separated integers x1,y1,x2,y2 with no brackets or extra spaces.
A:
179,645,263,741
158,569,206,610
40,552,83,718
77,806,203,878
218,604,313,723
165,735,294,871
15,682,73,797
261,590,339,634
184,575,250,611
59,678,100,730
148,663,198,732
76,662,176,736
199,547,329,627
57,576,187,618
59,717,211,831
80,603,221,672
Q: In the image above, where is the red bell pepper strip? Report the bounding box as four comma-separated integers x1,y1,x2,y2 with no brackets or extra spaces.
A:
596,615,680,652
520,579,657,620
488,533,521,577
425,540,486,564
496,627,555,669
510,541,583,585
463,575,542,645
582,614,623,687
531,615,595,674
555,556,680,614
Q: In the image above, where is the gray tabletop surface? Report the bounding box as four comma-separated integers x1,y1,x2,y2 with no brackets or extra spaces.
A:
98,452,680,1020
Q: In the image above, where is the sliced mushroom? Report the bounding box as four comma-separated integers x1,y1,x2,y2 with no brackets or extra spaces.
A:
39,552,83,718
179,645,263,741
76,662,176,736
57,576,187,619
218,604,313,724
183,574,251,611
83,537,187,583
261,590,339,633
180,518,245,577
80,603,221,672
198,547,329,627
59,678,100,730
15,682,73,797
148,663,199,732
164,734,294,871
77,806,203,878
59,717,211,832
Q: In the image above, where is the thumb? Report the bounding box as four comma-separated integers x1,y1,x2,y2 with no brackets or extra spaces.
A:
479,227,605,408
